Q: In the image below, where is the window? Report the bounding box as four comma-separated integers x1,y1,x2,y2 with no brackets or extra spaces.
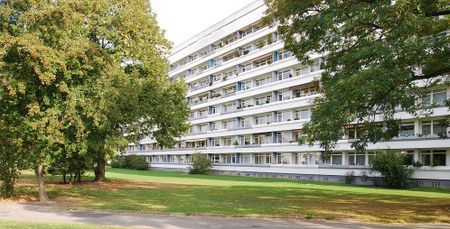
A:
255,154,271,164
295,109,310,120
278,50,292,60
242,81,252,90
432,91,447,105
222,154,236,164
223,137,232,146
281,90,292,100
241,154,251,164
399,122,415,137
292,153,299,164
241,63,252,72
240,99,252,108
225,120,235,129
296,66,311,76
210,106,217,115
210,154,220,163
211,74,221,82
255,76,271,87
332,153,343,165
348,153,366,166
421,120,447,137
422,121,432,135
210,138,219,147
422,90,447,107
433,120,447,136
421,150,447,166
278,70,292,80
275,153,283,164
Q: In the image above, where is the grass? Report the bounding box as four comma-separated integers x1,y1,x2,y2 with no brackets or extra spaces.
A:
0,220,124,229
10,168,450,224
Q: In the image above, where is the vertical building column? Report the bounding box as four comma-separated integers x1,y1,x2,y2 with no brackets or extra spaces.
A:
271,91,278,102
342,152,347,166
271,71,278,82
271,152,277,164
271,111,277,124
414,150,420,163
365,151,369,166
414,119,420,136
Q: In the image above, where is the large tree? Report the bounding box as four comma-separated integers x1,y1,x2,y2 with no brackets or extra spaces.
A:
265,0,450,151
0,0,189,201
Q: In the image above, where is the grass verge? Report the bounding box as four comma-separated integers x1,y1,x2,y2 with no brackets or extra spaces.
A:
10,168,450,224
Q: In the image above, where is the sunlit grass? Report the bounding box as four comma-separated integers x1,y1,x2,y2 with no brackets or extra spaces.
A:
14,168,450,224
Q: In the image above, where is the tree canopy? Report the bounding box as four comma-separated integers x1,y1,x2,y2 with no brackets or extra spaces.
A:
0,0,189,201
265,0,450,151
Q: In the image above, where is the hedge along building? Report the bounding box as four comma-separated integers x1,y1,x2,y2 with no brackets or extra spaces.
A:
126,0,450,188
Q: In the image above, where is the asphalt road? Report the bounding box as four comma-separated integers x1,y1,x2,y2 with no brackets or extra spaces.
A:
0,202,449,229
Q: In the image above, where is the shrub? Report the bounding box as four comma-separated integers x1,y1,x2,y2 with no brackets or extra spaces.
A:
344,171,355,184
128,155,149,170
190,153,212,175
371,152,413,188
111,155,148,170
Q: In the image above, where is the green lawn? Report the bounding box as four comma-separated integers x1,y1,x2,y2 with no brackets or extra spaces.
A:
13,168,450,224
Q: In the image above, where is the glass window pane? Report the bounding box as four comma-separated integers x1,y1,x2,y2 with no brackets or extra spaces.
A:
433,91,447,105
433,153,446,166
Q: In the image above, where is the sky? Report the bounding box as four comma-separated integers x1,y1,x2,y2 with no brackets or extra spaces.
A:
150,0,256,47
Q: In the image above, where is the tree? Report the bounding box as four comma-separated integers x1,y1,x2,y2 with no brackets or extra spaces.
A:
371,152,412,188
190,153,212,175
265,0,450,151
0,0,189,201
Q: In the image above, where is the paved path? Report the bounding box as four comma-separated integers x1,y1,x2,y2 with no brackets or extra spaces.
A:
0,203,449,229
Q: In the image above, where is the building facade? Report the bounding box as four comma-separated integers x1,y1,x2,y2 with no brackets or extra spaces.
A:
127,0,450,188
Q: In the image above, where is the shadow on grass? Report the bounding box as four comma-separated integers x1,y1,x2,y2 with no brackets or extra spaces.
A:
15,176,450,224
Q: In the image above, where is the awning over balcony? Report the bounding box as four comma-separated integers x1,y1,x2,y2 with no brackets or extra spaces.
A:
290,81,320,91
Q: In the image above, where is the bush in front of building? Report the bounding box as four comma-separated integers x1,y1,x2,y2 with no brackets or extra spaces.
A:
111,155,148,170
190,153,212,175
371,151,413,189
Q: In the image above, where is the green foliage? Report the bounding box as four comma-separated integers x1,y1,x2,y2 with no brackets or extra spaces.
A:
47,150,92,183
111,155,148,170
0,0,189,196
264,0,450,151
344,171,355,185
190,153,212,175
0,123,30,197
371,152,413,189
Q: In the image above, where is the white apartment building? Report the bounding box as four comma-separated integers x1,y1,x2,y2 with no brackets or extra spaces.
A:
127,0,450,187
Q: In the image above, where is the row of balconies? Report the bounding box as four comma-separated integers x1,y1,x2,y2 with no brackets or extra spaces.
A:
187,62,321,107
169,21,266,74
186,47,298,95
138,150,449,168
130,116,450,154
189,108,312,135
189,88,319,121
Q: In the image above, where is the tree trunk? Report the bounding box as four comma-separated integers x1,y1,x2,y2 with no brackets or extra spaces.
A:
35,163,49,204
94,156,106,182
63,174,66,184
75,171,82,183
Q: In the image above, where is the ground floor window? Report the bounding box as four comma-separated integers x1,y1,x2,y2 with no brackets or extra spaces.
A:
241,154,251,164
210,154,220,163
421,150,447,166
255,153,271,164
331,153,342,165
299,152,319,165
348,152,365,166
222,154,236,164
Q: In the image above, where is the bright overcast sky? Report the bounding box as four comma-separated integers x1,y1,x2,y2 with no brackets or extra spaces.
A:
150,0,256,47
